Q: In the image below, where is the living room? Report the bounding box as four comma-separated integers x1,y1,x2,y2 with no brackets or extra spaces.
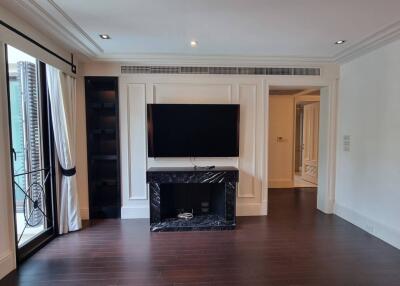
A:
1,1,400,285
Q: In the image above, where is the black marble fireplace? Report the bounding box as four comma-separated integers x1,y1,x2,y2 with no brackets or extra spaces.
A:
147,166,238,231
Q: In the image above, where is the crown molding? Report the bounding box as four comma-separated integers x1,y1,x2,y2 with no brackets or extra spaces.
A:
334,19,400,63
93,53,335,67
14,0,102,58
10,1,400,66
45,0,103,53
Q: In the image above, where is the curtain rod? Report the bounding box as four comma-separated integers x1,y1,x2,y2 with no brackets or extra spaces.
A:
0,20,76,74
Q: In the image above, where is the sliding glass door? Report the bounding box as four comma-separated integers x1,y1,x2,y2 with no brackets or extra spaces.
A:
6,45,57,262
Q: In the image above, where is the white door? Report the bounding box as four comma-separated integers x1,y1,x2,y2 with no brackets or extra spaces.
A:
301,102,319,184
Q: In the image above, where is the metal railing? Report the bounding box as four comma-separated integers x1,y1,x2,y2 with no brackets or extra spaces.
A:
14,168,50,244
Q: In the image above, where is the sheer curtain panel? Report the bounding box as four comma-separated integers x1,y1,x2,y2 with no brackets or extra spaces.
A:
46,65,81,234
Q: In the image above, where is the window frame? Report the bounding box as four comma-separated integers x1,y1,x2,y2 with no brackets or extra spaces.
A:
5,45,58,264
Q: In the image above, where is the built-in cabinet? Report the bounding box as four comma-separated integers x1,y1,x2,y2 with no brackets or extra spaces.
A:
85,77,120,218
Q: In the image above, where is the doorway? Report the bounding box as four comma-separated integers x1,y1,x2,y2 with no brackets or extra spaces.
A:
268,88,320,199
294,94,320,188
6,45,57,262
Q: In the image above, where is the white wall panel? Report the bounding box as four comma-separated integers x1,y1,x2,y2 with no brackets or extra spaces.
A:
237,84,257,198
120,76,267,217
127,84,148,200
153,83,232,104
118,73,338,218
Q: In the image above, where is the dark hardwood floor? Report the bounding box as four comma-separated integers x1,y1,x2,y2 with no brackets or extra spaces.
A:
2,188,400,286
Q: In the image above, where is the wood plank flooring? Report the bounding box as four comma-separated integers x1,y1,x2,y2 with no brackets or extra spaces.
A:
1,188,400,285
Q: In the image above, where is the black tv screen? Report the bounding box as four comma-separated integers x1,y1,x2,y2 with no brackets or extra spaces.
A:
147,104,240,157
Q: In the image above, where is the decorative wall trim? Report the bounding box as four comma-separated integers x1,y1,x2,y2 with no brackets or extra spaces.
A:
334,19,400,63
237,84,257,198
45,0,102,52
13,0,101,57
121,65,321,76
118,73,338,219
127,84,148,200
98,54,334,65
7,0,400,65
335,203,400,250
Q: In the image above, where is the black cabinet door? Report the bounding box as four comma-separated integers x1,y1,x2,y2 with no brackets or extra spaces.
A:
85,77,121,218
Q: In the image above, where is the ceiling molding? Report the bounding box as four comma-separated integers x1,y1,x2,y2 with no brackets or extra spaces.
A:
45,0,103,52
93,53,335,67
14,0,102,57
334,19,400,63
7,1,400,65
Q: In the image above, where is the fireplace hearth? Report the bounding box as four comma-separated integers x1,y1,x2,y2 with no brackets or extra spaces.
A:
147,166,238,231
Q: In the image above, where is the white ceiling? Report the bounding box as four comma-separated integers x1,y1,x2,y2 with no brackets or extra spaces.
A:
3,0,400,63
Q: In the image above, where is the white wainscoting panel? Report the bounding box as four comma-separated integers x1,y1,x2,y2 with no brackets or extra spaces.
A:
238,84,257,198
119,75,268,218
152,83,232,104
127,84,148,200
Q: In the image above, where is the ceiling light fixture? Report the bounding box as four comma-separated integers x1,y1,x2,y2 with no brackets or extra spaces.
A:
99,34,111,39
190,40,198,48
335,40,346,45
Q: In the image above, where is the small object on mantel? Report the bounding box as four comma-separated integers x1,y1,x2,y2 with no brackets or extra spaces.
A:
177,210,194,220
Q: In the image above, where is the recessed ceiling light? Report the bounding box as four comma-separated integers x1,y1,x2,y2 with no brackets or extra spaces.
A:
99,34,111,39
335,40,346,45
190,40,198,48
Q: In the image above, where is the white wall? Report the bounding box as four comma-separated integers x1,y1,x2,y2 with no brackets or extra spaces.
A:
82,62,339,218
111,69,338,218
335,38,400,249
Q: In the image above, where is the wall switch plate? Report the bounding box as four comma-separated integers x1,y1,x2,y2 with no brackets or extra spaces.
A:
343,135,351,152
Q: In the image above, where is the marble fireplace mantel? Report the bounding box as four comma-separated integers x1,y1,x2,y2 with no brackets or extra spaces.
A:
147,166,238,231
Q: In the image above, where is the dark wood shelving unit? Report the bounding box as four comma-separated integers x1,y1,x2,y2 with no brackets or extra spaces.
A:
85,77,121,219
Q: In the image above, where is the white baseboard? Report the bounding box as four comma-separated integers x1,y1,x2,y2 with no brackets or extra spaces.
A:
335,203,400,250
237,203,267,216
317,198,335,214
0,251,15,280
80,208,89,220
121,206,149,219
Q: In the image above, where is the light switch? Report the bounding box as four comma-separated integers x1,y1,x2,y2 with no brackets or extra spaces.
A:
343,135,351,152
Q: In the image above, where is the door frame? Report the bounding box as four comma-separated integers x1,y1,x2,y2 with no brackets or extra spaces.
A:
4,46,58,264
300,101,320,184
294,96,321,184
266,78,338,214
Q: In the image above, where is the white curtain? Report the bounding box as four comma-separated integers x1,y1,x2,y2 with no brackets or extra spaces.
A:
46,65,81,234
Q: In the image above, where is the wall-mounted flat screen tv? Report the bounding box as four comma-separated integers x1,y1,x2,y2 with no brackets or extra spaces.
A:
147,104,240,157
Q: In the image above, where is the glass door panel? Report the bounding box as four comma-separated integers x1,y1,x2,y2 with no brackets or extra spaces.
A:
6,45,55,255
